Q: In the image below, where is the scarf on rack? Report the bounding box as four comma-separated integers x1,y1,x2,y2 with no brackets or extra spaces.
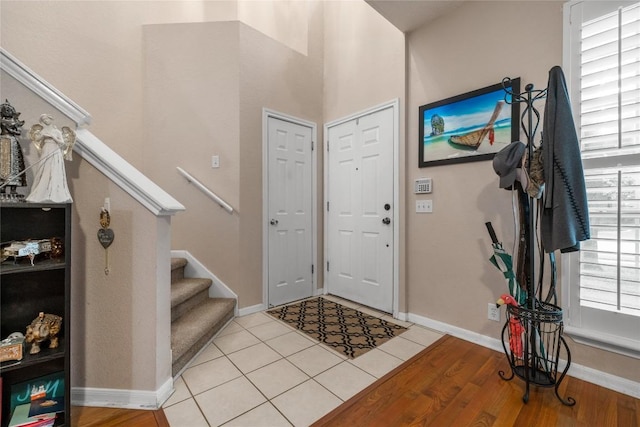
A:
541,66,590,253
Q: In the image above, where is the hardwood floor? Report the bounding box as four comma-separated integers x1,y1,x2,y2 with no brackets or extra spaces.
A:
71,335,639,427
71,406,169,427
314,335,640,427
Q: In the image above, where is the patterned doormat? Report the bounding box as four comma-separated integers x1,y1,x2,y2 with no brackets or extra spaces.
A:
266,296,407,358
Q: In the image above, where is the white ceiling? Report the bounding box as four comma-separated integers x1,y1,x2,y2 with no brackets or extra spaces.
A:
365,0,465,33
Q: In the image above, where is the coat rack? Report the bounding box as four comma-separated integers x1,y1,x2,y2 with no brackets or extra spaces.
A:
496,78,575,406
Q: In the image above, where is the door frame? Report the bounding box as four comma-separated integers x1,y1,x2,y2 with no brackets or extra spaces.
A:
323,99,400,317
262,108,318,308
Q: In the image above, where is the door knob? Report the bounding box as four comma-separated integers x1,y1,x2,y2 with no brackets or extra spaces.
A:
270,219,279,226
382,217,391,225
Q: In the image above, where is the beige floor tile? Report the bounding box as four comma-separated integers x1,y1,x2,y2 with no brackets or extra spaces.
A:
163,376,191,408
400,325,444,347
314,361,377,401
223,402,292,427
163,397,208,427
381,314,413,328
217,321,245,337
265,331,315,357
348,348,404,378
196,376,267,426
319,294,342,303
227,342,283,374
287,345,344,377
188,342,224,367
182,356,242,395
235,311,275,329
247,320,294,341
271,380,343,427
246,358,310,399
378,336,426,360
214,329,261,354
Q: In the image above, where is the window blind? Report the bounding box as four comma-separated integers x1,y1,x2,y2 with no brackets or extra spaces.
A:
580,3,640,317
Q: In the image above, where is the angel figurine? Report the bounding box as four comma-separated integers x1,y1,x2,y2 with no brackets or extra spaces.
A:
26,114,76,203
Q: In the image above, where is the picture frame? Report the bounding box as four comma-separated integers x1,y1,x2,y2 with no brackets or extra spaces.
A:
419,78,520,167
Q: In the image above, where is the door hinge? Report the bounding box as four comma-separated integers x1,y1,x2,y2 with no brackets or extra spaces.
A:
327,141,329,152
311,264,314,274
312,141,314,151
327,201,329,211
327,261,330,271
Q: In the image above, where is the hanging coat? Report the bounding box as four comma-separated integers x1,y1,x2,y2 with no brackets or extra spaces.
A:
541,66,590,253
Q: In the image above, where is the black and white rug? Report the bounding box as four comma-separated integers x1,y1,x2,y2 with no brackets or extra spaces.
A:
267,296,407,358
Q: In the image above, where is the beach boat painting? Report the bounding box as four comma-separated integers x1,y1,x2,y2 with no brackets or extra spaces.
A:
448,101,504,150
419,79,520,167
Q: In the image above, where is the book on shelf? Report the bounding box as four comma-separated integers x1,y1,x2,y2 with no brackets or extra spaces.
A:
7,371,65,426
7,404,55,427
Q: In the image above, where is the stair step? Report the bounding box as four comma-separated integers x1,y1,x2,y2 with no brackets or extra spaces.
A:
171,257,188,283
171,298,235,376
171,277,213,321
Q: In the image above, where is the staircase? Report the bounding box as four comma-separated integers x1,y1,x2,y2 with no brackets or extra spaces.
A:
170,257,236,376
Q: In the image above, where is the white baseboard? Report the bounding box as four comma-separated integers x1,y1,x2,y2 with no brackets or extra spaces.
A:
72,377,173,410
407,312,640,399
171,250,238,315
408,312,504,353
239,303,266,317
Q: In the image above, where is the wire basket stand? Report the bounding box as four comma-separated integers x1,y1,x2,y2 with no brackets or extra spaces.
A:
499,300,574,405
497,78,576,406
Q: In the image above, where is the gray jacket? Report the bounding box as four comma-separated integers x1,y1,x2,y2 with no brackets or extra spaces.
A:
541,66,590,253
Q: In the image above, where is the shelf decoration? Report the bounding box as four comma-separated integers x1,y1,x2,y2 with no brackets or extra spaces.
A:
25,312,62,355
26,114,76,204
0,100,28,201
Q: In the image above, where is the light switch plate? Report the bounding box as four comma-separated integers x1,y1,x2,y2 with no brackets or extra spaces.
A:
416,200,433,213
211,155,220,168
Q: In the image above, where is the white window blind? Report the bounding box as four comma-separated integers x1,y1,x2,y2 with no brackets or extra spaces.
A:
564,0,640,356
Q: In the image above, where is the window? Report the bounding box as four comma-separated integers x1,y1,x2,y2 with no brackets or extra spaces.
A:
563,0,640,357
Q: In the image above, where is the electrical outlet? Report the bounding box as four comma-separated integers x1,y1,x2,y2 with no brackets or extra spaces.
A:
488,303,501,322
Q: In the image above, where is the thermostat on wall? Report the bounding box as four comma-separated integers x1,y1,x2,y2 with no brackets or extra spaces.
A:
414,178,432,194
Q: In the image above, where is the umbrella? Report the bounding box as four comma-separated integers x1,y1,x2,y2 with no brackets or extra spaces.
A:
486,222,527,305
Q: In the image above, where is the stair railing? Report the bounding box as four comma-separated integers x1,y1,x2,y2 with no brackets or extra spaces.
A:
176,167,234,214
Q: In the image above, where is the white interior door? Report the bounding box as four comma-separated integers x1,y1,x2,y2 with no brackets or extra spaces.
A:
326,106,394,313
267,115,314,307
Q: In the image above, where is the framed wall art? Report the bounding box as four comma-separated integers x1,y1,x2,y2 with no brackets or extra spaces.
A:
419,78,520,167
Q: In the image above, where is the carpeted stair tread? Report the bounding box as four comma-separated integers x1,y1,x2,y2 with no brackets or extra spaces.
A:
171,257,188,282
171,277,212,308
171,298,235,375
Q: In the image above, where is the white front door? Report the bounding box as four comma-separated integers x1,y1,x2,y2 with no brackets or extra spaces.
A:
267,115,314,307
326,105,395,313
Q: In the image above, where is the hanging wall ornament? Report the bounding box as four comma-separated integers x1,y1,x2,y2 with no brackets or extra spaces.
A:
0,100,28,201
97,208,114,275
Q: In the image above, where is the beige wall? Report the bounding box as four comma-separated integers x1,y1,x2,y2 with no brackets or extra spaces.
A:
144,21,243,298
143,6,324,308
323,0,405,123
405,1,639,382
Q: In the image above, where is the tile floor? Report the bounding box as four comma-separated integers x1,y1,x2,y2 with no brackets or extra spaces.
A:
162,295,444,427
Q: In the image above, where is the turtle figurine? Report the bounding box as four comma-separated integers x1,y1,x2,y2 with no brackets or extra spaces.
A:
25,312,62,354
